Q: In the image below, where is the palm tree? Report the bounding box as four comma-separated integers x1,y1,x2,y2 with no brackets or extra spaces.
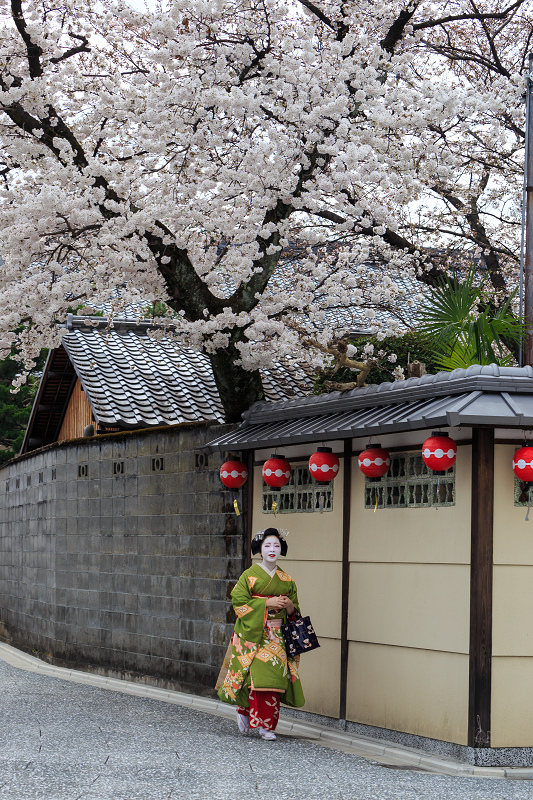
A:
418,269,524,370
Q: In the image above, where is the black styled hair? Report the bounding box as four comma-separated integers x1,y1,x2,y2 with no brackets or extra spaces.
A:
251,527,288,557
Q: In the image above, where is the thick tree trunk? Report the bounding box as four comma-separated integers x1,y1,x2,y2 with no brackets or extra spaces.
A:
208,344,265,423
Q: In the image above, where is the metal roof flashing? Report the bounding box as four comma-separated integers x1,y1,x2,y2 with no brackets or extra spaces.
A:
204,366,533,453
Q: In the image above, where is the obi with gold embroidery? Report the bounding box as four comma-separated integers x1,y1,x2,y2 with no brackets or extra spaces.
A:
217,563,305,709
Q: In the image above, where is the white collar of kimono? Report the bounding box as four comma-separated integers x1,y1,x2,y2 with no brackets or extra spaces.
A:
258,562,278,576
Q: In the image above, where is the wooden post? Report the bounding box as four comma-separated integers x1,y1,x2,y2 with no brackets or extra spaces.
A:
468,427,494,747
339,438,352,721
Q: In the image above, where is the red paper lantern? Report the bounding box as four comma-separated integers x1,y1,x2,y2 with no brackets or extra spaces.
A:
220,460,248,489
309,447,340,483
358,444,390,480
512,446,533,484
262,454,292,488
422,432,457,474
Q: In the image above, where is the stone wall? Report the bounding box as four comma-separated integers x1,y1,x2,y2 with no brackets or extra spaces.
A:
0,422,245,694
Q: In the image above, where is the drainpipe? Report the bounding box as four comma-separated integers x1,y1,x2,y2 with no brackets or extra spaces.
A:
523,53,533,365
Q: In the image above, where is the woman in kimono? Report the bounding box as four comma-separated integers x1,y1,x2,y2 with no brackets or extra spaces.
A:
217,527,305,740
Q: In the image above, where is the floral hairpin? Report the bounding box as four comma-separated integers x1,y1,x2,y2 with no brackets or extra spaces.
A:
252,528,289,542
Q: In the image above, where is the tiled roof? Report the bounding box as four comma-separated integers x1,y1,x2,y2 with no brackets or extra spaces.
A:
63,318,314,428
203,365,533,451
22,317,315,450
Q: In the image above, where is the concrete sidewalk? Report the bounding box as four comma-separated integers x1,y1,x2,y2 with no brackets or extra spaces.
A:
0,641,532,799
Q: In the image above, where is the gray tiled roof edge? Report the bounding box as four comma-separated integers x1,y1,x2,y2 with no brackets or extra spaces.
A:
242,365,533,425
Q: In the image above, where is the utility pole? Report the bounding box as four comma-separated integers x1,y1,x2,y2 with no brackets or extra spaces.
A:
523,53,533,365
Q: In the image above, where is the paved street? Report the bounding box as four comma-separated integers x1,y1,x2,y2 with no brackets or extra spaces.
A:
0,654,533,800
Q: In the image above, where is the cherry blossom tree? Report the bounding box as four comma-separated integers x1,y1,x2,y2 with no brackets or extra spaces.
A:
0,0,530,420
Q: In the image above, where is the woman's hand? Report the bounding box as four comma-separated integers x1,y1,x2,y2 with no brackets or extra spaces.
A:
276,594,294,617
268,595,295,615
280,597,295,616
265,596,286,610
265,596,296,614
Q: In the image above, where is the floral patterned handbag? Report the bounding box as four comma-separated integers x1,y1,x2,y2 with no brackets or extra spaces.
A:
282,612,320,657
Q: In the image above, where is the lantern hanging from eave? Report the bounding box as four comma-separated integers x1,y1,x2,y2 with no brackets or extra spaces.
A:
220,460,248,489
358,443,391,481
422,432,457,475
309,447,340,483
512,446,533,485
262,454,292,488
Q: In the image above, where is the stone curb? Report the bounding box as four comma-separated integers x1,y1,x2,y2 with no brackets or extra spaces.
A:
0,642,531,780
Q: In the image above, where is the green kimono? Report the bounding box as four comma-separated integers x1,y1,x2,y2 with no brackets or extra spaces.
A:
217,564,305,709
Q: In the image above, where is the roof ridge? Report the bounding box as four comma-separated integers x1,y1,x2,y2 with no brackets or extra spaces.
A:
242,365,533,424
65,313,174,334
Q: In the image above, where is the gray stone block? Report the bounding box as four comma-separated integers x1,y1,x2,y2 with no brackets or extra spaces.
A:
137,594,152,616
137,515,154,536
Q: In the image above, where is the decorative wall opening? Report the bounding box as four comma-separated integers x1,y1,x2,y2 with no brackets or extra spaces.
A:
195,453,209,470
364,452,455,509
514,478,533,506
262,465,334,514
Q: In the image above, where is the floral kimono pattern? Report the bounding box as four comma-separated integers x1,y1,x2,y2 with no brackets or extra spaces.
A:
218,564,305,709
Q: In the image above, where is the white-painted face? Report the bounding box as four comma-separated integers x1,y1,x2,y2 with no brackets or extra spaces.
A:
261,535,281,564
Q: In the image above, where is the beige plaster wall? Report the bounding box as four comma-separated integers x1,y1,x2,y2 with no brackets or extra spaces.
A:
492,657,533,747
493,444,533,566
493,565,533,656
252,463,344,562
292,637,341,718
251,447,472,739
346,447,472,743
348,562,470,653
252,460,344,717
349,446,472,564
347,642,469,744
491,443,533,745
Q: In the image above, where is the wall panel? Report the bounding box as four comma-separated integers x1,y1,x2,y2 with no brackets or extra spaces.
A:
347,642,469,744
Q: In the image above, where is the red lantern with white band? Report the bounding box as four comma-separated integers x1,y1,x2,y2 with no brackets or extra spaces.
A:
309,447,340,483
512,446,533,485
358,444,390,481
262,454,292,488
422,432,457,475
220,460,248,489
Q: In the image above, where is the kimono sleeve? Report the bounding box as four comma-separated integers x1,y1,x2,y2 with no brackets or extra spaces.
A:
287,580,301,616
231,571,267,643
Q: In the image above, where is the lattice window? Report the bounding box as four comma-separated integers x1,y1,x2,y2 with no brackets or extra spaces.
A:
262,466,334,514
364,452,455,509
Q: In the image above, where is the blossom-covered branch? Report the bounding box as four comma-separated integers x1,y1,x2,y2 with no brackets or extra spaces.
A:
0,0,529,418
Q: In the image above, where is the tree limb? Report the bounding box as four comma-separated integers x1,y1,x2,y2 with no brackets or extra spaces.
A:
11,0,43,78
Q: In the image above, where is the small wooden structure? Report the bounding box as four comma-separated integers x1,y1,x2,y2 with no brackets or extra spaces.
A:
205,365,533,765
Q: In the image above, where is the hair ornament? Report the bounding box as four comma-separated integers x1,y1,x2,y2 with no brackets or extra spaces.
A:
252,528,289,543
